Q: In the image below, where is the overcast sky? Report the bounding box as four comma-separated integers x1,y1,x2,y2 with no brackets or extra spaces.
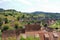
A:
0,0,60,12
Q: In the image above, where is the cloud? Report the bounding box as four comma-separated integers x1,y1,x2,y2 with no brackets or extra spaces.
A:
0,0,11,3
21,0,60,12
0,0,60,13
17,0,32,5
0,0,32,6
41,0,48,3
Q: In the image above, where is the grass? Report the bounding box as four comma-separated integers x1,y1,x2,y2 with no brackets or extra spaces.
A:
20,36,40,40
0,37,1,40
49,21,60,28
0,30,1,40
8,37,16,40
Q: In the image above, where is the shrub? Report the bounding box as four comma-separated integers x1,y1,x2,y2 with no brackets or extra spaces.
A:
0,18,3,26
22,15,25,18
14,23,19,29
44,24,48,28
28,22,30,24
17,16,20,21
0,30,2,37
0,30,2,40
4,14,8,16
20,36,25,40
1,25,9,32
4,18,8,24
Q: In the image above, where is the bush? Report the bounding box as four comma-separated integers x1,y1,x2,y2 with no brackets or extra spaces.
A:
0,22,3,26
0,30,2,40
4,14,8,16
0,30,2,37
22,15,25,18
1,25,9,32
14,23,19,29
17,16,20,21
20,26,23,29
4,18,8,24
44,24,48,28
20,36,25,40
28,22,30,24
0,18,3,26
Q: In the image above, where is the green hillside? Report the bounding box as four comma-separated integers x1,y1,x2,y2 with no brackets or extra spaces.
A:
0,8,60,31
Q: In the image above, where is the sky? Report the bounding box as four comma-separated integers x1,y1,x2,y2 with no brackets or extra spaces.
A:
0,0,60,12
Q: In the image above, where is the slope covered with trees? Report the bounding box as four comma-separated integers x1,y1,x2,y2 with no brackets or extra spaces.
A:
0,8,60,31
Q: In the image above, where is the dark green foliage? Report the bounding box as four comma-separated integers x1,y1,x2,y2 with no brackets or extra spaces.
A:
31,21,34,23
22,15,25,18
13,15,15,17
4,14,8,16
0,22,3,29
20,26,23,29
14,24,19,29
17,16,20,21
4,18,8,24
20,26,25,29
0,30,2,37
28,22,30,24
0,18,3,26
1,25,9,32
8,13,13,16
0,18,2,22
20,36,25,40
44,24,48,27
0,30,2,40
0,18,3,29
55,28,58,30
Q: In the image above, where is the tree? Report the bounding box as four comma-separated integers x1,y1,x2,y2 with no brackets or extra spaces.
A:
17,16,20,21
1,25,9,32
44,24,48,28
0,18,3,29
4,14,8,16
4,18,8,24
22,15,25,18
28,22,30,24
0,30,2,37
14,23,19,29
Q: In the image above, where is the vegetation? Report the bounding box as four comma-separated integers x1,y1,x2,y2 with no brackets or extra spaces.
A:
0,8,60,40
0,30,2,40
20,36,40,40
1,25,9,32
0,8,60,31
